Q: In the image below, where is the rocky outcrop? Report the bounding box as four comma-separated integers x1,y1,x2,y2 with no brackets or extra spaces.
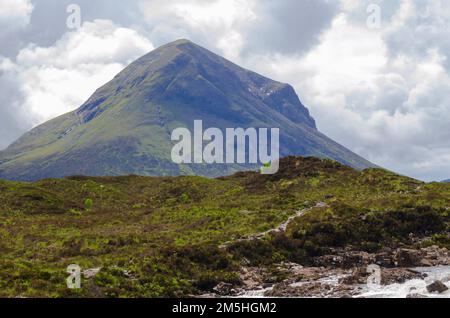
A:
265,282,359,298
210,244,449,298
381,269,425,285
393,249,422,267
313,246,449,269
340,267,424,286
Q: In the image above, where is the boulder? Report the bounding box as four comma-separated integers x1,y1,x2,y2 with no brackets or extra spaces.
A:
374,252,395,268
339,267,368,285
422,246,449,266
213,282,235,296
340,267,424,286
342,252,372,269
394,249,422,267
426,281,449,294
381,268,424,285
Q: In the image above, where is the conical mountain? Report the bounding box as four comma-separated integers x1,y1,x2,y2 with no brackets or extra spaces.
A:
0,39,375,181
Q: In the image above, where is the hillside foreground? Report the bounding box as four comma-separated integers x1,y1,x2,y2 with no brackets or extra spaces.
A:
0,157,448,298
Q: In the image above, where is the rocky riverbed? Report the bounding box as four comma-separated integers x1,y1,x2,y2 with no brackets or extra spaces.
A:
207,245,450,298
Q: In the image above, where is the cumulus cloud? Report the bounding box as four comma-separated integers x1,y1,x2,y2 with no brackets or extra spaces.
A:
138,0,256,61
0,0,33,31
0,19,153,147
138,0,337,61
240,1,450,181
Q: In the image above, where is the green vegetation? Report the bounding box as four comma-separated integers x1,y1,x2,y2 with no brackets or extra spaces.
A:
84,198,94,210
0,157,448,297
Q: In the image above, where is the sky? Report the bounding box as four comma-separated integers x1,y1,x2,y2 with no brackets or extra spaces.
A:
0,0,449,181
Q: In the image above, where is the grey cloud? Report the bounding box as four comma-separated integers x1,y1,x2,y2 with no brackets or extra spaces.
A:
344,0,401,26
242,0,339,56
381,0,450,70
136,0,339,56
339,0,448,65
0,65,30,149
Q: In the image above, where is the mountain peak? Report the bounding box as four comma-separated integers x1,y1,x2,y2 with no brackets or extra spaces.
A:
154,38,197,53
165,38,193,46
143,38,204,59
139,38,226,68
0,40,375,181
79,39,319,129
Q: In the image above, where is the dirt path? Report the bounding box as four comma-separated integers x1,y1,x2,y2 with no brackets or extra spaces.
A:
220,202,327,249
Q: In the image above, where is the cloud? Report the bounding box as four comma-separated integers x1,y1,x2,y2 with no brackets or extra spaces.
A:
242,0,339,55
0,56,29,149
0,0,145,59
138,0,338,61
0,19,153,148
382,0,450,71
240,1,450,181
0,0,33,31
138,0,256,61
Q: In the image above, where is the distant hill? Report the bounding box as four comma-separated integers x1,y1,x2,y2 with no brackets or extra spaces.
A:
443,179,450,183
0,39,375,181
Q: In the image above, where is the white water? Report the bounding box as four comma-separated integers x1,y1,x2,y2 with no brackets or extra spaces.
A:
357,266,450,298
290,274,346,288
237,286,274,298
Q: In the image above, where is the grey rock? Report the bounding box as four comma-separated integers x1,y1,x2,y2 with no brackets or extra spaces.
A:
426,280,449,294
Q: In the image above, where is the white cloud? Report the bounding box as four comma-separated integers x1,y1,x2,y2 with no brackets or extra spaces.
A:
9,19,154,124
139,0,256,61
138,0,337,60
0,0,33,31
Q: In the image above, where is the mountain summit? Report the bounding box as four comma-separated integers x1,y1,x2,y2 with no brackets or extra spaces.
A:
0,39,375,181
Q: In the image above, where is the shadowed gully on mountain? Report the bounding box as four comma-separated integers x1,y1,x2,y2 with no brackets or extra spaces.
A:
0,39,375,181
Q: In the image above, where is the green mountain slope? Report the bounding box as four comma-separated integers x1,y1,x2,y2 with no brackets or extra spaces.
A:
0,157,448,297
0,39,375,181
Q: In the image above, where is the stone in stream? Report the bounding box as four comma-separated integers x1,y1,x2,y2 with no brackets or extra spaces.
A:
426,280,449,293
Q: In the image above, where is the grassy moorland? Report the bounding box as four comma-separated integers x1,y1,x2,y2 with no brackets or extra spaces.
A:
0,157,448,297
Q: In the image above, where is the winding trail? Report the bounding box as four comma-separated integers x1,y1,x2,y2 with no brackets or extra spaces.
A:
220,202,328,249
